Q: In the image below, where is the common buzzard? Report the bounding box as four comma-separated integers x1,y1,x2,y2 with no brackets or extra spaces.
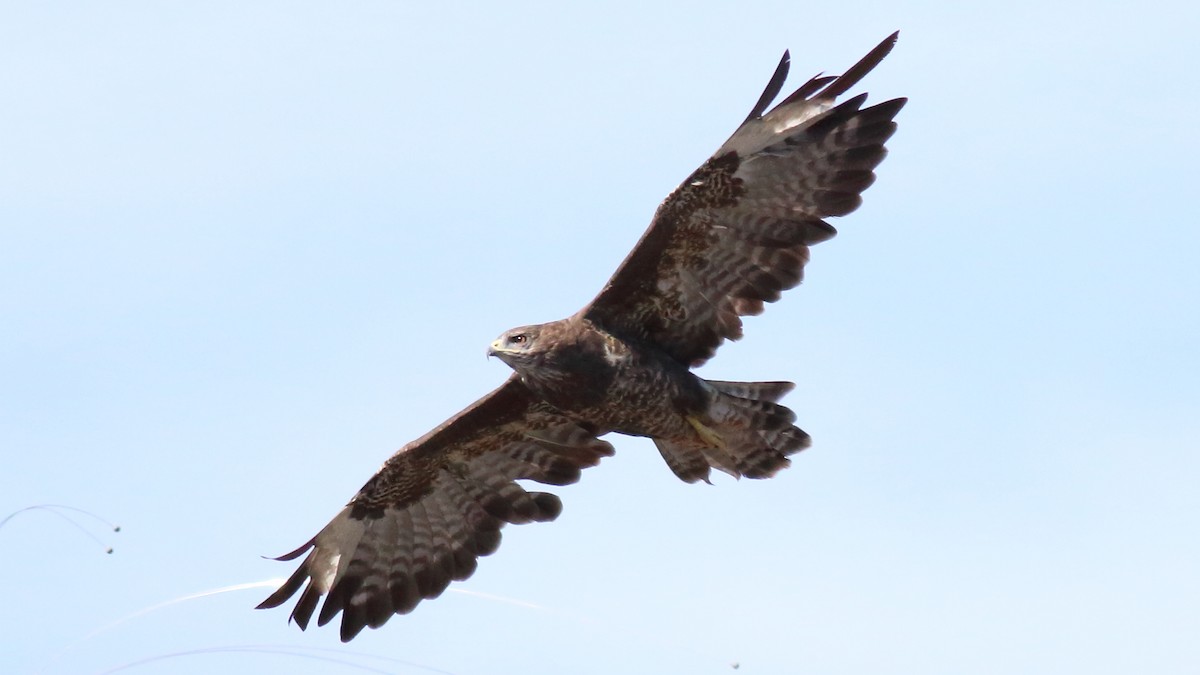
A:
260,34,905,641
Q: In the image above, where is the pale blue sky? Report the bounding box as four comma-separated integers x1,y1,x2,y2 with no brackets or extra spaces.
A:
3,2,1198,674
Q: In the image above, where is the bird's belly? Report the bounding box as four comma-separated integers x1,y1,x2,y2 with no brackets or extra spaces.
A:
539,365,706,440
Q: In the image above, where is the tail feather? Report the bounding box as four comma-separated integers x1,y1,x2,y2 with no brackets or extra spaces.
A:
656,441,715,484
654,379,811,483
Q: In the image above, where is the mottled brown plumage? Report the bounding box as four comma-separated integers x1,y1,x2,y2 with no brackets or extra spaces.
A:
259,33,905,641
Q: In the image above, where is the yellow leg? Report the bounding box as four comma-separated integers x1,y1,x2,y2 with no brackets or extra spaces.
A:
686,416,726,449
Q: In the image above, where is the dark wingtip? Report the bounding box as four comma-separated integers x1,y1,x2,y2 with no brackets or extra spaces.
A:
267,538,316,562
776,74,836,108
879,97,909,115
341,615,368,642
742,50,791,124
256,565,309,610
769,32,900,112
819,32,900,100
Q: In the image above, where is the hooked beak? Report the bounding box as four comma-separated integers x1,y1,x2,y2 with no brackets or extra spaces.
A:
486,339,505,359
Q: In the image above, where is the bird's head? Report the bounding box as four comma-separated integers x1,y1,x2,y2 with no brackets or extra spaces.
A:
487,325,544,369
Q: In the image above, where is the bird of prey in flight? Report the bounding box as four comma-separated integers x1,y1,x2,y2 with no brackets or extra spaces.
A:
260,33,905,641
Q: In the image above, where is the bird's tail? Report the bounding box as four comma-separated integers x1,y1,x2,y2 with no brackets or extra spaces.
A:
653,380,811,484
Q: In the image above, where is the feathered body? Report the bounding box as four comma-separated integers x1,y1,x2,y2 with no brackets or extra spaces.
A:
260,34,906,641
490,317,705,435
489,315,806,483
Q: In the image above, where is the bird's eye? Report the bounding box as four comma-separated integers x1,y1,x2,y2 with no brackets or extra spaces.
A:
509,334,528,345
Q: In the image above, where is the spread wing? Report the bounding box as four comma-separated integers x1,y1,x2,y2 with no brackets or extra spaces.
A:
258,376,614,641
584,33,906,367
